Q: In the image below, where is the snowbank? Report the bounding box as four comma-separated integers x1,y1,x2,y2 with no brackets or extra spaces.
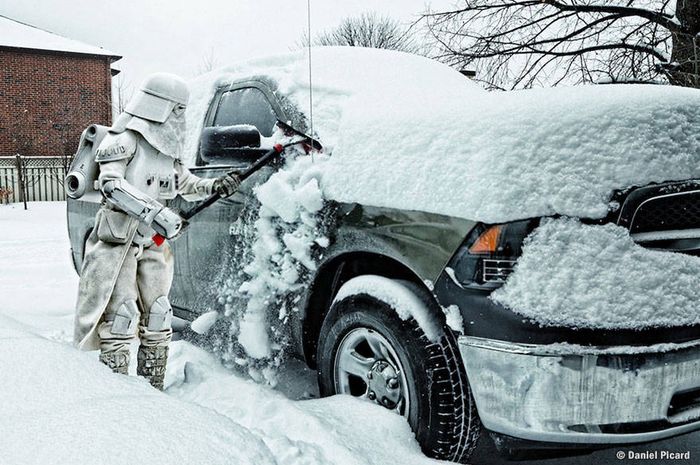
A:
492,218,700,330
167,342,441,465
0,312,439,465
0,315,276,465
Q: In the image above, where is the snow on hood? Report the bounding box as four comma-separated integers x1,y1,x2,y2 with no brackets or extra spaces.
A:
186,47,700,223
323,83,700,223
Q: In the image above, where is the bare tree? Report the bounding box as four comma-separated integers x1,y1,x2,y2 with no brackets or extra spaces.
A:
195,47,220,76
300,12,424,54
424,0,700,90
112,74,132,117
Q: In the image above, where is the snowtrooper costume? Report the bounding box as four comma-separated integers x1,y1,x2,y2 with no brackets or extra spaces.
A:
74,73,239,390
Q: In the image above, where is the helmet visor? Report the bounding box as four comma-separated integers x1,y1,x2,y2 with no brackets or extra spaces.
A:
125,91,177,123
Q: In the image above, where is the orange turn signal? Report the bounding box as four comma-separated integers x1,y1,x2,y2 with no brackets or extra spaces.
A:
469,225,502,254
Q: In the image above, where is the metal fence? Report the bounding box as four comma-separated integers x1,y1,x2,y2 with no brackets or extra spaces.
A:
0,155,72,204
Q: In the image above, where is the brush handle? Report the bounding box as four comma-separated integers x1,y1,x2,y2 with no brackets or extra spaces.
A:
181,143,284,221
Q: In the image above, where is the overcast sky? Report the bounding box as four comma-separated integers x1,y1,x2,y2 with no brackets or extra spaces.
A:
1,0,452,92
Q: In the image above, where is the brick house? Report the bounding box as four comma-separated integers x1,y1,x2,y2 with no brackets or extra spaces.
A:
0,15,121,157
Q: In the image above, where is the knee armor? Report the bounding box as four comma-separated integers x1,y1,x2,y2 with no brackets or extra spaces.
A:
111,299,139,335
147,296,173,332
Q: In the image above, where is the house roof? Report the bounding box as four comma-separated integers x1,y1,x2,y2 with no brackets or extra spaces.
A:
0,15,120,60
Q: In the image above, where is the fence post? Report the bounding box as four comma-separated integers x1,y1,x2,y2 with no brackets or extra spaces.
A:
15,154,27,210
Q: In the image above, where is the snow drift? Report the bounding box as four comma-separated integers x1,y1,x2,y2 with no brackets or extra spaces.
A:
492,218,700,330
167,343,442,465
186,47,700,224
0,315,276,465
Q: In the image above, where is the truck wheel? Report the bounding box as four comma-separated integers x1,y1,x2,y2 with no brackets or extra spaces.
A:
316,277,481,463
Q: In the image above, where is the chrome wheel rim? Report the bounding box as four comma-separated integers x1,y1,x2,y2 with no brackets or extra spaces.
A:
333,327,410,416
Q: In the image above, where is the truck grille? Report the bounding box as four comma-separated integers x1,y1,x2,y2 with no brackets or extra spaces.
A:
630,191,700,234
482,259,516,283
668,387,700,419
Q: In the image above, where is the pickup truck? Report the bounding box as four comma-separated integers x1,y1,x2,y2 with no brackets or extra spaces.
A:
67,48,700,463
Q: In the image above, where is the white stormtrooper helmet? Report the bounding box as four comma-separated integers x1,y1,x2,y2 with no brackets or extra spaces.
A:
125,73,189,123
115,73,190,158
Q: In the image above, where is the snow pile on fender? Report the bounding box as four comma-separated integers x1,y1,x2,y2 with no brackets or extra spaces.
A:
334,275,442,342
216,146,331,383
492,218,700,329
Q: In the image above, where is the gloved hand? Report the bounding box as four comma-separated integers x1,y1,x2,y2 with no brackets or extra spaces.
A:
212,173,241,197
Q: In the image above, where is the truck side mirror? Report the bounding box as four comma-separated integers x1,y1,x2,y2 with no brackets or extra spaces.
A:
199,125,262,163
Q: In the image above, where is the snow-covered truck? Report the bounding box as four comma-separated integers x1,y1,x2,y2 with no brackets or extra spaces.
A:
67,47,700,462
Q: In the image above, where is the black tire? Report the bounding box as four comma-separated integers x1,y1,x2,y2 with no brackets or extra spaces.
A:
317,281,481,463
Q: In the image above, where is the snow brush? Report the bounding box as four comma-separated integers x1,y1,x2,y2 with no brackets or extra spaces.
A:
152,122,321,246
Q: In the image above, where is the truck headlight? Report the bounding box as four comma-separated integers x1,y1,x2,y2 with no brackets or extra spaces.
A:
450,219,539,289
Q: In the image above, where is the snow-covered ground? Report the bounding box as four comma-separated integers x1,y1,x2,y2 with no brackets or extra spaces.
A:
0,202,439,465
1,201,697,465
0,202,76,339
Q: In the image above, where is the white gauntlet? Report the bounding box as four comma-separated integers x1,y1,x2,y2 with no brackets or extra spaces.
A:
101,178,183,239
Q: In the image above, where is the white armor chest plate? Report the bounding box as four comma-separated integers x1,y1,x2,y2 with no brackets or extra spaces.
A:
125,138,177,201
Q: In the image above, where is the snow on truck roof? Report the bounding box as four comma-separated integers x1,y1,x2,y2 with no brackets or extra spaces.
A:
185,46,481,161
186,47,700,223
0,15,120,58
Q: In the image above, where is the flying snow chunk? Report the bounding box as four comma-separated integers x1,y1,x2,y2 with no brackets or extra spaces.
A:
190,311,219,335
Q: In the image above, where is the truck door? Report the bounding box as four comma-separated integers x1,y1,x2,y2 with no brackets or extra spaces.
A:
176,81,286,317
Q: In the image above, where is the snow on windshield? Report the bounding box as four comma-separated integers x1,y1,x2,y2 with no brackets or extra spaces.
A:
188,47,700,223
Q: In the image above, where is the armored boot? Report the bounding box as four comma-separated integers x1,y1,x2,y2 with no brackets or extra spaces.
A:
99,348,130,375
137,345,168,390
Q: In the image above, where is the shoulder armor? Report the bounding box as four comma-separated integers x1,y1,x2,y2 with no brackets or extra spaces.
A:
95,131,137,163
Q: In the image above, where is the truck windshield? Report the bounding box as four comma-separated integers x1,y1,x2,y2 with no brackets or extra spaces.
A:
213,87,278,137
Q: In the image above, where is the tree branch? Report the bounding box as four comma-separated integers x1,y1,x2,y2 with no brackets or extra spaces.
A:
541,0,688,34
